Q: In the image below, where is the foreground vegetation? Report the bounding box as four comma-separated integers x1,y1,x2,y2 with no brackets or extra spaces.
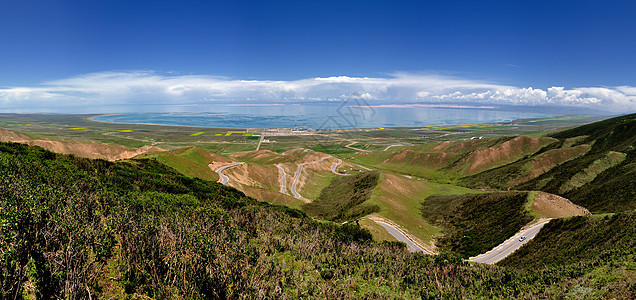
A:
500,212,635,299
2,142,634,298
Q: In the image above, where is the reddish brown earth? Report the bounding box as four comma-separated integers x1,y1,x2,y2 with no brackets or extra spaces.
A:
225,164,280,191
430,141,456,152
532,192,590,218
411,152,455,168
448,139,484,152
224,148,335,201
509,144,591,187
0,128,164,161
382,136,556,175
458,136,554,175
230,149,281,163
383,149,415,164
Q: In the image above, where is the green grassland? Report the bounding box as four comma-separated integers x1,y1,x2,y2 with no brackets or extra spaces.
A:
4,112,625,249
357,218,398,242
0,113,606,155
140,147,224,181
297,168,339,200
366,173,479,246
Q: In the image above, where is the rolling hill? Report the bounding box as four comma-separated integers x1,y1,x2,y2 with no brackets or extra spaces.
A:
2,141,634,298
1,112,635,298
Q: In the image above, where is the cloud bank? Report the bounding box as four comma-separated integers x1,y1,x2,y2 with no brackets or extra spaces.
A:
1,71,635,112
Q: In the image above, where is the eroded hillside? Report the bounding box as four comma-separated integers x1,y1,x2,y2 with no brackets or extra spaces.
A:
0,128,164,161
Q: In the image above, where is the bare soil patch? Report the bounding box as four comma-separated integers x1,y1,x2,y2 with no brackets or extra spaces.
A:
510,144,590,187
461,136,550,175
230,149,281,163
431,141,456,152
411,152,454,168
532,192,590,218
0,128,164,161
383,149,414,164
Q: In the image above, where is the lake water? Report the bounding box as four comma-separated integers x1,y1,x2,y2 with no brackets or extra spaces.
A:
91,104,553,129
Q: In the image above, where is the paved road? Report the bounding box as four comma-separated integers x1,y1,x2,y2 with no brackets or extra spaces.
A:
372,219,435,255
469,219,552,264
331,159,350,175
351,163,373,171
256,134,265,151
275,164,287,193
215,162,243,185
290,156,332,199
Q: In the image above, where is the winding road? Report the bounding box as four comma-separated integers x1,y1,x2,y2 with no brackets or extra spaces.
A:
383,144,402,151
371,216,551,261
275,164,287,193
290,156,332,200
469,219,552,264
372,219,435,255
215,162,243,185
351,163,373,171
345,142,371,152
331,158,350,175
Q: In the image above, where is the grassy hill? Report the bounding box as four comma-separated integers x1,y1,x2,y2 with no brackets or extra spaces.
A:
518,113,636,212
302,171,380,222
347,136,556,181
2,141,634,298
365,173,479,247
460,113,636,213
420,192,534,257
140,146,230,181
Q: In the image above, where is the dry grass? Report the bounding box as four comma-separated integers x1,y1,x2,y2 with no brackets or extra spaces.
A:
531,192,591,218
0,128,165,161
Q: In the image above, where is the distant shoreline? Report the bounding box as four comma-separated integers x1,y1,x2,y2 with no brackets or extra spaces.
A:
88,113,244,130
363,104,498,109
89,110,557,130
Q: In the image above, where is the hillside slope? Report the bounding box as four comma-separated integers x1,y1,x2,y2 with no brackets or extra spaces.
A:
461,113,636,213
421,192,534,257
0,128,164,160
500,212,635,270
303,171,380,222
518,113,636,212
141,146,230,181
2,142,633,298
376,136,556,178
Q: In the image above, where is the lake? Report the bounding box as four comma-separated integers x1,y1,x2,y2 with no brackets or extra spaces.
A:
91,104,554,129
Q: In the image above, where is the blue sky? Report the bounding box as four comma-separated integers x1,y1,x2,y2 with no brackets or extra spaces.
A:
1,0,635,112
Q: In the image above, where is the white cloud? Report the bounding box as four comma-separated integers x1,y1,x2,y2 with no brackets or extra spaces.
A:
0,71,635,112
